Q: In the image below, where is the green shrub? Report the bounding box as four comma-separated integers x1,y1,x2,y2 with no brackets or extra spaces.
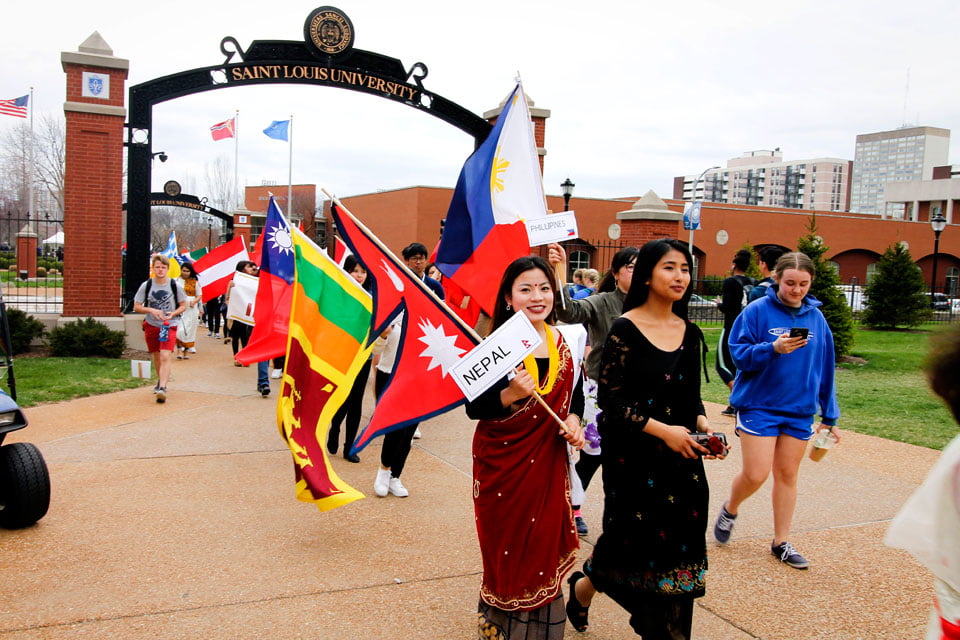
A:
699,275,724,296
48,318,126,358
5,309,46,354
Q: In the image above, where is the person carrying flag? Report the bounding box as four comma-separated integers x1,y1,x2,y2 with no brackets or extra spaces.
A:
466,255,585,639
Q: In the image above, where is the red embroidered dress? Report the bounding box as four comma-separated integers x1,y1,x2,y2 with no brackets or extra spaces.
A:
467,332,580,611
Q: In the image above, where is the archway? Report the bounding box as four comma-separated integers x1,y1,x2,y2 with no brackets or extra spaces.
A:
66,6,493,315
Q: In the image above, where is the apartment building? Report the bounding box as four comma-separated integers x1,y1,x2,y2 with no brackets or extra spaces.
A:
674,150,852,212
850,125,950,216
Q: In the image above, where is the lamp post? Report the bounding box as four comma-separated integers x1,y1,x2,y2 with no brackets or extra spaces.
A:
686,166,720,281
931,211,947,295
207,223,213,249
561,178,575,211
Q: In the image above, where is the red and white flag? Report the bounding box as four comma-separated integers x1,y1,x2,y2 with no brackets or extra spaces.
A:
210,118,235,141
334,235,352,267
194,236,248,302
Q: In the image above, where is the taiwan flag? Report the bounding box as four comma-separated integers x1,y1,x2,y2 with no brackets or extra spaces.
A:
236,197,294,364
435,81,548,315
330,201,480,454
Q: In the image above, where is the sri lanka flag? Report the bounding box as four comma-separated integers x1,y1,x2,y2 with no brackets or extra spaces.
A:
236,197,294,364
277,226,373,511
435,81,548,316
330,200,480,454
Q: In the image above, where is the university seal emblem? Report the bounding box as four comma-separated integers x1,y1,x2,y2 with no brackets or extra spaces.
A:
163,181,181,198
304,6,354,56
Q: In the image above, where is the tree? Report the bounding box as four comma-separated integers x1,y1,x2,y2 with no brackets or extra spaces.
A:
862,242,931,329
796,219,855,357
204,155,236,212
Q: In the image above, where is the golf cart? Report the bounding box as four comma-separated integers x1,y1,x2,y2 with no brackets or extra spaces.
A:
0,294,50,528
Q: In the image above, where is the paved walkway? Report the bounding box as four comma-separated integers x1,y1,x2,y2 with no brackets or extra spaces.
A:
0,333,940,638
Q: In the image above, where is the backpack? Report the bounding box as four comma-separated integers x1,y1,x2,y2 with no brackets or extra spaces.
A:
143,278,179,309
735,275,757,308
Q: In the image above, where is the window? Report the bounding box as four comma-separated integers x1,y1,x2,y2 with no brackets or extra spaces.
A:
866,262,878,284
569,250,590,274
946,267,959,297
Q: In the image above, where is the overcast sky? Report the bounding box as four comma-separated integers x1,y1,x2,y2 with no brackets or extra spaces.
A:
4,0,959,206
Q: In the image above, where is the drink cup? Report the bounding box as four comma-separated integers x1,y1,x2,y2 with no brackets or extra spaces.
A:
809,428,838,461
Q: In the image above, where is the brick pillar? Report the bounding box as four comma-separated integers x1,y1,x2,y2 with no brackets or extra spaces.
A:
15,226,38,281
61,32,128,317
233,208,253,251
483,91,550,174
616,191,684,246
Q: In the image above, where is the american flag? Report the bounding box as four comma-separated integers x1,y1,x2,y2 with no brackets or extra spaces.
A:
0,95,28,118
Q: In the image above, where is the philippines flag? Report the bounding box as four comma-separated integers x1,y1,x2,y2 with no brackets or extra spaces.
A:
435,81,547,315
194,236,249,302
236,197,295,364
210,118,235,141
330,201,480,454
0,95,28,119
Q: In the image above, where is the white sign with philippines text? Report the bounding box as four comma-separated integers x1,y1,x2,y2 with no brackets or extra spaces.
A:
451,311,542,401
525,211,579,247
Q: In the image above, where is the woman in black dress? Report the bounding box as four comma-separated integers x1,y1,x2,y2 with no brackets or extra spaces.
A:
566,238,725,639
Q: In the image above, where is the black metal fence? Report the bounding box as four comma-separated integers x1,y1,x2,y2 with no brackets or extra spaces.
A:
0,213,64,314
557,238,959,325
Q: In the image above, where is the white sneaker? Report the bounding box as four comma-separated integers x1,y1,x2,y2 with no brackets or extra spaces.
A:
413,427,422,439
388,476,409,498
271,369,283,379
188,347,197,353
374,468,391,497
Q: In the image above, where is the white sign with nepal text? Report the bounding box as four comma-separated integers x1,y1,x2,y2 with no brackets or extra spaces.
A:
525,211,579,247
451,311,542,401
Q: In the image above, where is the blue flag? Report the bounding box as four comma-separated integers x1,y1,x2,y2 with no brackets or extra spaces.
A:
263,120,290,141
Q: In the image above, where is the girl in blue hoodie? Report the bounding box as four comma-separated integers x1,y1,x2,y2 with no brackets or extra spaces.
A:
712,252,840,570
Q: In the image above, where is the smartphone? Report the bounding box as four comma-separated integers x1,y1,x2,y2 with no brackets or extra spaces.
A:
789,327,809,339
691,432,728,456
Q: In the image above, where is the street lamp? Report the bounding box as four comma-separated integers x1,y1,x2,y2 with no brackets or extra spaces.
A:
930,211,947,295
561,178,575,211
686,166,720,280
207,223,213,249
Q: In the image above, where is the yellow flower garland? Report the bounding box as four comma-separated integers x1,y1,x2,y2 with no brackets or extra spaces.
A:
522,324,560,395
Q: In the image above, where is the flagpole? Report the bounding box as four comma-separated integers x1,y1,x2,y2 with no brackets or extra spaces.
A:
233,108,239,213
322,189,572,435
287,115,293,218
28,86,35,230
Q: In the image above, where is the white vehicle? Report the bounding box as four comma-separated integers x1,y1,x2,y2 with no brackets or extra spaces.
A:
836,284,867,312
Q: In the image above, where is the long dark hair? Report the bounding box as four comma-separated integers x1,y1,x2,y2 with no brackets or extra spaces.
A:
622,238,693,320
597,246,640,293
490,255,558,332
179,262,196,279
343,254,372,291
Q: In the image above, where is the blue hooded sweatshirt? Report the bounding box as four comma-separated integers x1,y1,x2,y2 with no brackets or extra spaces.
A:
728,285,840,432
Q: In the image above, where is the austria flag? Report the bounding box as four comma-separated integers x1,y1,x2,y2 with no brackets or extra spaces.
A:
435,82,548,315
194,236,248,302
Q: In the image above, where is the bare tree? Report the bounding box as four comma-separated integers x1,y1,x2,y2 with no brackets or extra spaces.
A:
204,155,235,212
34,114,65,220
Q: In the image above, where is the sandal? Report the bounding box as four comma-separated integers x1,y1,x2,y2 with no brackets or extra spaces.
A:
565,571,589,632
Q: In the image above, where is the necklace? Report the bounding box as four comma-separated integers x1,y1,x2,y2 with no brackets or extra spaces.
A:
522,324,560,395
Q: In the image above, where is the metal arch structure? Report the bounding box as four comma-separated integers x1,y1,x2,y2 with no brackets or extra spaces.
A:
122,192,235,235
125,6,492,308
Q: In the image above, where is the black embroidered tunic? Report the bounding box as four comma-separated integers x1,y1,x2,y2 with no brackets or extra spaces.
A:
585,317,709,603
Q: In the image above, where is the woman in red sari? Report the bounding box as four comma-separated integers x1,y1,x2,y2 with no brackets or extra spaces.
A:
466,255,586,639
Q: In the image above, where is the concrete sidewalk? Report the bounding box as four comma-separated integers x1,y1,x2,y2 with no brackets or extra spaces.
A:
0,334,939,638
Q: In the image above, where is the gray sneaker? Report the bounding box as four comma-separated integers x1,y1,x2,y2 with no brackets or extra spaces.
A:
156,387,166,403
771,541,809,569
713,504,737,544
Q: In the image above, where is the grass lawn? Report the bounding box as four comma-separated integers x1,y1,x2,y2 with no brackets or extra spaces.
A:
1,357,153,407
699,324,957,451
